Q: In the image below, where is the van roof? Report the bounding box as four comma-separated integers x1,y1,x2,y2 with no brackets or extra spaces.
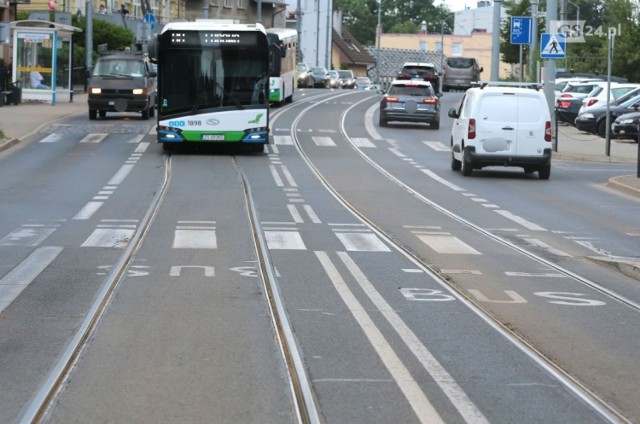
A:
402,62,436,67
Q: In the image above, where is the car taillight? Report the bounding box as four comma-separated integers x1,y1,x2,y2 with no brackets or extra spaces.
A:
545,121,552,142
383,96,399,103
468,118,476,139
587,99,598,107
557,100,571,108
423,98,437,104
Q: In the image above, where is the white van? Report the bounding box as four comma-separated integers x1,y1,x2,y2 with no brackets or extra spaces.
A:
448,82,552,179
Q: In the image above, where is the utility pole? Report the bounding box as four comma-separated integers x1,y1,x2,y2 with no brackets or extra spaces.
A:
529,0,538,81
544,0,558,147
491,0,502,80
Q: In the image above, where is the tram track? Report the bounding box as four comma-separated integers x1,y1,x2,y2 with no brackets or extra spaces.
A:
17,92,334,422
286,91,633,424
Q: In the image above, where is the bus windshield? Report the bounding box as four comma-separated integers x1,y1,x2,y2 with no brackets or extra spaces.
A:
159,41,269,116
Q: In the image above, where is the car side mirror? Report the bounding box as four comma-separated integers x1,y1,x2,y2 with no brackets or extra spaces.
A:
448,107,458,118
479,67,484,73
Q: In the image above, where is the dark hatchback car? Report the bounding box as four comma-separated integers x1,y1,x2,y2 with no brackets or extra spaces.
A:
88,53,157,120
575,94,640,137
612,111,640,140
397,62,440,95
379,80,440,129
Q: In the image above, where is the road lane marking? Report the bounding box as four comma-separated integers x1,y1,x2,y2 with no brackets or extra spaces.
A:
420,169,465,191
336,251,490,424
423,141,449,151
494,210,547,231
312,136,336,146
0,246,63,313
417,234,480,254
265,231,306,250
107,164,135,185
351,137,376,148
335,232,390,252
73,201,103,220
0,224,59,246
315,251,445,424
79,133,108,143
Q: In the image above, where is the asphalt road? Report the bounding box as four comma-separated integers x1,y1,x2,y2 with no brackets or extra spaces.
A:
0,88,639,423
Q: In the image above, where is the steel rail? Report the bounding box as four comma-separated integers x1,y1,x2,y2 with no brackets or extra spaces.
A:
286,91,631,424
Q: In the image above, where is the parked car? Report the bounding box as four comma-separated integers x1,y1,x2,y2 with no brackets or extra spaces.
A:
397,62,440,95
575,93,640,137
565,87,640,126
327,70,340,88
612,111,640,140
337,69,356,89
355,76,371,90
379,79,440,129
297,63,312,88
578,83,640,115
309,67,330,88
442,57,483,92
556,81,613,125
87,53,157,120
448,82,552,179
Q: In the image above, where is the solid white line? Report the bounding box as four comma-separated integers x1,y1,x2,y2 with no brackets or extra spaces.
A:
420,169,465,192
337,252,489,424
269,164,284,187
107,164,135,185
287,204,304,224
72,201,103,220
0,246,63,313
302,205,322,223
494,210,547,231
315,251,445,424
280,165,298,187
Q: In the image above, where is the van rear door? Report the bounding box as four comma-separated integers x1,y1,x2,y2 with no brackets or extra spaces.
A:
474,93,518,156
514,92,547,156
474,91,546,157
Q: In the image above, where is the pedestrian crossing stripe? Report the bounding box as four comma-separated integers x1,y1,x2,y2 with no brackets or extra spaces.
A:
540,33,566,58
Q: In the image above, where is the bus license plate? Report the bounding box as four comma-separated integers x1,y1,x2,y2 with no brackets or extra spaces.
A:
202,134,224,141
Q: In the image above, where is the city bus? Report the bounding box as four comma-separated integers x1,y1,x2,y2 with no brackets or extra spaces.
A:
148,21,275,152
265,27,297,105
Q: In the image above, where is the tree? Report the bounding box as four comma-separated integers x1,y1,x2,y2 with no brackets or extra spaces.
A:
333,0,454,45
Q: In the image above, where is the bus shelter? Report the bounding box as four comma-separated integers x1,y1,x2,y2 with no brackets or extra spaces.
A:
9,20,82,104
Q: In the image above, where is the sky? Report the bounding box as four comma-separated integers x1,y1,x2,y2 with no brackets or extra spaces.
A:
434,0,474,12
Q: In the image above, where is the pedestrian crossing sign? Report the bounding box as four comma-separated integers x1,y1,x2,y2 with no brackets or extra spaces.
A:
540,33,566,59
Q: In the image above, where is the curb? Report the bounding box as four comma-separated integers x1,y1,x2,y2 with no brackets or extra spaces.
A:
588,256,640,282
607,175,640,197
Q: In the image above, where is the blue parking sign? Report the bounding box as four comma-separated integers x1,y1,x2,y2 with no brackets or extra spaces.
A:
511,17,532,45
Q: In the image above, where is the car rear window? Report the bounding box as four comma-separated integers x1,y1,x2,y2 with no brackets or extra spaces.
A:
402,66,436,76
446,58,475,69
388,85,433,97
478,94,545,123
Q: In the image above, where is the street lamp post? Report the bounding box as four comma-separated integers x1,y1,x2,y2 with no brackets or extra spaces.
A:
376,0,381,85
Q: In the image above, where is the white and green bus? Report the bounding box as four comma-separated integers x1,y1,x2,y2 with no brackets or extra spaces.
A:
149,21,278,152
266,27,297,105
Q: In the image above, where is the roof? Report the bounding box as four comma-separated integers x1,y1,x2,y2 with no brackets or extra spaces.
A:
332,27,375,66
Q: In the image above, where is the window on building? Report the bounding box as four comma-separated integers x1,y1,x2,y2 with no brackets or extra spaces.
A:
419,41,426,53
452,42,462,56
435,41,442,52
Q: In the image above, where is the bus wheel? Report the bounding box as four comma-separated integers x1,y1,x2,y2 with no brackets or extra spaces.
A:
162,143,175,153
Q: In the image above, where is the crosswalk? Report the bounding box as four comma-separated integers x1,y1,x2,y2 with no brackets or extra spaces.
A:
0,218,482,254
36,129,452,152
